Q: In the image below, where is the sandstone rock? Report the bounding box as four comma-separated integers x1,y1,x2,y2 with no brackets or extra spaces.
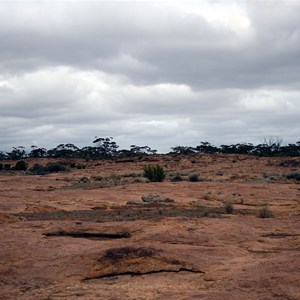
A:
141,193,175,203
86,247,200,280
1,154,300,299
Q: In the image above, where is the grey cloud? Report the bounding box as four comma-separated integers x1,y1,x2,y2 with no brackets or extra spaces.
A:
1,64,299,151
3,1,296,89
0,1,300,152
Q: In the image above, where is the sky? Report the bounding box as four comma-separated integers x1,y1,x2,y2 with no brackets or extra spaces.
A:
0,0,300,152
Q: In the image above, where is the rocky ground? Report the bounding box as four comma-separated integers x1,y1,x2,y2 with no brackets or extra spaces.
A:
0,154,299,299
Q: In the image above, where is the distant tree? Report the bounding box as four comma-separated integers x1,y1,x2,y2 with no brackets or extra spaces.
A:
194,142,219,154
170,146,196,155
6,146,26,160
79,146,99,159
116,149,133,158
280,143,300,156
47,143,79,158
93,136,119,158
0,151,7,160
129,145,157,156
263,137,282,155
220,144,237,154
252,143,274,156
29,146,47,158
236,143,254,155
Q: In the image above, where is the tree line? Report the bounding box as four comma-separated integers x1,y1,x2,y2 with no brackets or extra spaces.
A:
1,137,300,160
0,137,157,160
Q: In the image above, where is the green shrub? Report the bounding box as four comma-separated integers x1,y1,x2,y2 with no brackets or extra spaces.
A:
15,160,28,171
257,207,273,218
0,163,3,170
286,172,300,181
188,173,200,182
143,164,165,182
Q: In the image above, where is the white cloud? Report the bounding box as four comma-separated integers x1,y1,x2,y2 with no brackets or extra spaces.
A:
240,90,300,112
165,1,253,35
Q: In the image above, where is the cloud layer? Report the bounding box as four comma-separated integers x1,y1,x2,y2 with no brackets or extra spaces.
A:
0,1,299,152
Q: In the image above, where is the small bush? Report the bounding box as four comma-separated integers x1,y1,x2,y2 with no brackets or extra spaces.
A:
92,175,104,181
4,164,11,170
29,164,47,175
110,173,121,185
46,163,66,173
76,164,86,169
15,160,28,171
70,162,76,168
143,164,165,182
224,202,234,214
203,193,210,200
257,207,273,218
29,163,66,175
0,163,3,170
286,172,300,181
171,173,183,182
202,209,209,217
188,173,200,182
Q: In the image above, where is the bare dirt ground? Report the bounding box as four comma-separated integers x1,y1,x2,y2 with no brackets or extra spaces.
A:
0,154,299,299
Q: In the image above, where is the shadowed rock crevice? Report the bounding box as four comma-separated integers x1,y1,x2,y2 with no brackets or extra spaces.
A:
84,247,204,280
260,233,299,238
84,267,205,280
44,231,131,240
103,247,157,260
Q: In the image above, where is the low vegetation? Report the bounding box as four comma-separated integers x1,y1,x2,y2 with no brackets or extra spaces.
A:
143,164,166,182
15,160,28,171
224,202,234,214
29,163,66,175
188,173,200,182
286,172,300,181
257,207,273,218
170,173,183,182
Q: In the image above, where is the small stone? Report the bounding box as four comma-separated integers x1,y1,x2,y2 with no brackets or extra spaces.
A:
141,193,175,203
80,177,90,183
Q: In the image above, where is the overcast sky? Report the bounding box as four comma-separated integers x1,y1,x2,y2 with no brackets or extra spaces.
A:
0,0,300,152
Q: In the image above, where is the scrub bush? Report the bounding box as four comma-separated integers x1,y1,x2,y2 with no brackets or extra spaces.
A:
143,164,165,182
15,160,28,171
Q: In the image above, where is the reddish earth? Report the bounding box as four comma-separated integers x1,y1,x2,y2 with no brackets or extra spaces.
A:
0,154,299,299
